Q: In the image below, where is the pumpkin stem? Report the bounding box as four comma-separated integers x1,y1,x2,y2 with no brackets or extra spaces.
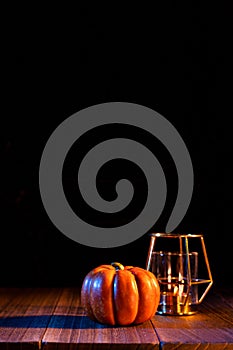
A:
111,262,124,270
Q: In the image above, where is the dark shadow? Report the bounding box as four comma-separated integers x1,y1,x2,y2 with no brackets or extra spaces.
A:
0,315,122,329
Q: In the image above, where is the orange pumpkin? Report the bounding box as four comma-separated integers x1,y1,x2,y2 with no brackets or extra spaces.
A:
81,262,160,326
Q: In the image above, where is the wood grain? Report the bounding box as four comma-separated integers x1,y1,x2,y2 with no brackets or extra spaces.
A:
0,288,62,349
0,287,232,349
41,287,160,349
151,289,233,350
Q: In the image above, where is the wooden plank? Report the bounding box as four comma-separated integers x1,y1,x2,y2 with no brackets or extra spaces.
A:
0,288,23,312
151,288,233,350
0,288,62,350
1,287,232,349
42,287,160,350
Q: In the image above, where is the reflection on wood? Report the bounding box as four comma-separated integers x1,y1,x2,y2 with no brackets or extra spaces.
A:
0,287,232,349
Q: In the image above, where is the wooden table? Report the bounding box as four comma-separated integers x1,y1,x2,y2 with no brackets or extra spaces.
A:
0,287,232,349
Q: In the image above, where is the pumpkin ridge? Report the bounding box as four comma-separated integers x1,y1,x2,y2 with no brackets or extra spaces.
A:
132,271,139,324
112,271,117,325
89,277,98,322
81,263,160,326
89,270,115,325
130,269,142,324
130,268,157,324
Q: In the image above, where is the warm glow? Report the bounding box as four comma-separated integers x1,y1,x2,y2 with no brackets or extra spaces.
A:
168,264,172,290
178,271,184,297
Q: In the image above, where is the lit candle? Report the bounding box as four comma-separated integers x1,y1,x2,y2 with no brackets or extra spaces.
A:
168,263,172,290
178,271,184,298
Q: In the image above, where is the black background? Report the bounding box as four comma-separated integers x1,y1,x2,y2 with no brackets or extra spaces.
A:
1,3,232,288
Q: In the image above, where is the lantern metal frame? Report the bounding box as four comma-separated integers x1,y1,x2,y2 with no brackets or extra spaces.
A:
146,233,213,315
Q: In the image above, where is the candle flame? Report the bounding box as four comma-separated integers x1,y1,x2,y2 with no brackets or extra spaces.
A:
168,265,172,290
